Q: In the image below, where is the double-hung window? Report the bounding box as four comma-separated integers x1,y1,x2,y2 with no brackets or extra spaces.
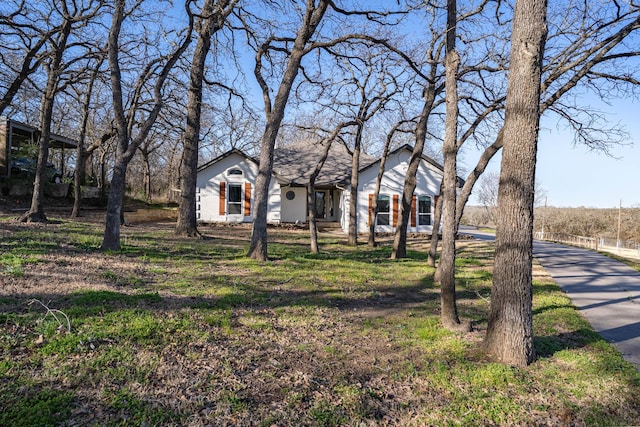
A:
227,184,242,215
377,195,390,225
418,195,432,225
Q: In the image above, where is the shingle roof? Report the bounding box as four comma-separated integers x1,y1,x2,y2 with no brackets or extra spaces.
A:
273,140,375,186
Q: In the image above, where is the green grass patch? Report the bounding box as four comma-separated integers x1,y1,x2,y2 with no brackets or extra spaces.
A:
0,387,74,427
0,252,40,277
0,220,638,425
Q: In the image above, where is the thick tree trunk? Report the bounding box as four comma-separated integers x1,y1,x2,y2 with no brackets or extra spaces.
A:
483,0,548,367
20,18,72,223
20,129,50,223
21,82,56,223
249,122,281,260
176,0,234,237
101,158,127,251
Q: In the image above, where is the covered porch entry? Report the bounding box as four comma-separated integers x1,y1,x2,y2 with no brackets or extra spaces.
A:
279,185,342,224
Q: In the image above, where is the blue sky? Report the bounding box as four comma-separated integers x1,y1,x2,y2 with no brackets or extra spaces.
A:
467,96,640,209
538,96,640,209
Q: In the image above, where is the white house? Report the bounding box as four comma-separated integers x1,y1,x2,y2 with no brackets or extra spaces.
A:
196,142,455,234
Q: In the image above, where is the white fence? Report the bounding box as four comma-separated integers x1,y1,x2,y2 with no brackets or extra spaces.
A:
534,231,640,259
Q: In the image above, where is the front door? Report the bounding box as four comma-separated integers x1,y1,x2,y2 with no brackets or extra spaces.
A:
315,191,326,219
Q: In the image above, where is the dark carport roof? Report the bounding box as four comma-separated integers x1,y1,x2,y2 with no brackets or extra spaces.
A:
3,117,78,149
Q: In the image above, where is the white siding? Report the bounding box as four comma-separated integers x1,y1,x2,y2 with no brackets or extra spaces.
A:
196,152,281,223
280,187,307,223
354,149,443,233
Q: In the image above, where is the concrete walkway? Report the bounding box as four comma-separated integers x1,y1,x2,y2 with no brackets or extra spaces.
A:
532,240,640,369
461,229,640,369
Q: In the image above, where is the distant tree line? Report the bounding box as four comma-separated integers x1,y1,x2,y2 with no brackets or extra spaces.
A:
463,205,640,243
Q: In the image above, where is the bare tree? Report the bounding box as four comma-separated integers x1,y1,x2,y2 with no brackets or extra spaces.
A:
307,125,350,253
454,2,640,233
342,52,403,246
389,8,445,259
246,0,337,260
438,0,471,331
71,55,114,218
242,0,408,260
101,0,193,250
483,0,548,367
176,0,239,237
20,0,103,223
0,1,64,116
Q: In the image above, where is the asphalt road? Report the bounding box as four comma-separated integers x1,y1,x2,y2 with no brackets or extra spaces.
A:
462,229,640,370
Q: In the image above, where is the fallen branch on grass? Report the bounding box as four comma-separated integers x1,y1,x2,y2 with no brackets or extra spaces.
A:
28,299,71,333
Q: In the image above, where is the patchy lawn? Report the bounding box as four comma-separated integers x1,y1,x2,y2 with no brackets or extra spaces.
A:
1,218,639,426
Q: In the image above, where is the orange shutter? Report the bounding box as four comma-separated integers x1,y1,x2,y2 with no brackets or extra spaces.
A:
219,182,226,215
392,194,399,227
244,183,251,216
410,195,417,227
368,194,374,225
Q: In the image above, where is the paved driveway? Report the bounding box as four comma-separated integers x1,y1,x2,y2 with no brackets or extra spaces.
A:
532,240,640,369
461,229,640,369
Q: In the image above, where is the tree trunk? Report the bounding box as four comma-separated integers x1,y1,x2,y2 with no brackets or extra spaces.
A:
20,17,72,223
20,128,49,223
101,0,192,250
439,0,467,331
483,0,548,367
309,181,319,253
71,148,86,218
21,80,56,223
391,85,436,259
142,150,152,203
101,157,127,251
248,1,330,261
248,121,281,260
176,0,235,237
347,124,363,246
308,133,337,253
72,59,104,218
427,187,443,268
99,148,108,202
368,125,396,247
